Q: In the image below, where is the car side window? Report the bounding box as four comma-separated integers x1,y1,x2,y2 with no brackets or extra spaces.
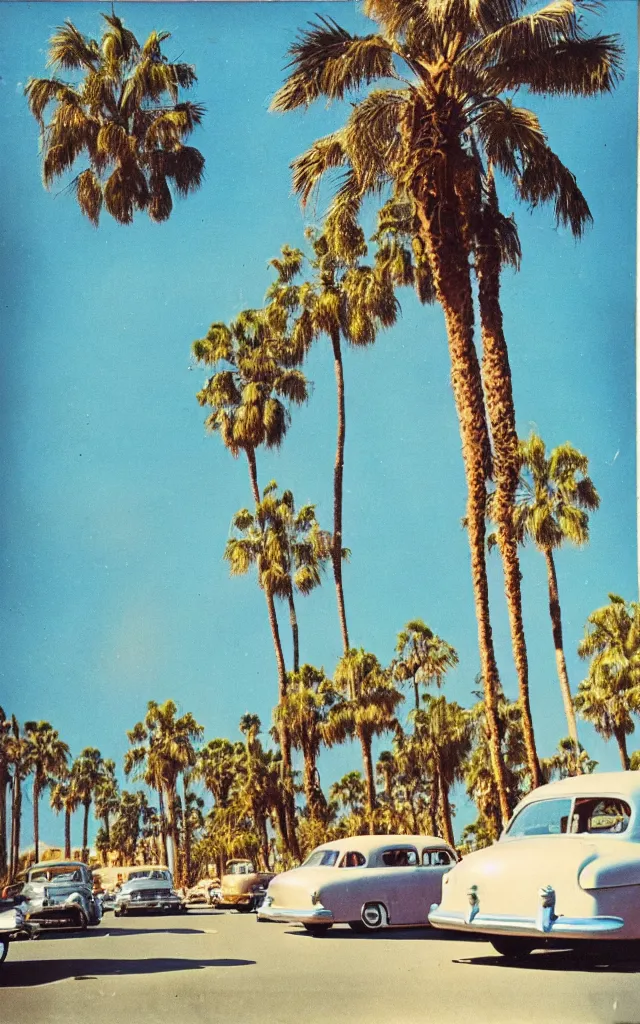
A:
339,851,366,868
381,848,419,867
422,849,453,866
570,797,631,835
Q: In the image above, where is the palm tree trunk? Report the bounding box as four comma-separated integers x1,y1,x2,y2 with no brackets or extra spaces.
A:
12,778,22,879
182,775,192,887
82,799,90,861
244,448,300,861
166,787,180,881
358,731,376,835
438,771,455,849
476,183,542,790
287,592,300,674
613,727,630,770
544,548,582,773
64,809,71,859
330,329,350,654
33,781,40,864
413,679,420,711
103,814,110,846
415,184,510,827
157,786,169,865
428,769,439,836
0,768,7,879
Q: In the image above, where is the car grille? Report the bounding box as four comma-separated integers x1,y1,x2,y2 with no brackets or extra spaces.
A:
130,889,174,902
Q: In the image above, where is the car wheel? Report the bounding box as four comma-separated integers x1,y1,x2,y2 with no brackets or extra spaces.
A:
303,923,333,936
348,921,367,934
0,939,8,965
490,937,536,959
360,902,388,931
236,903,253,914
114,907,124,919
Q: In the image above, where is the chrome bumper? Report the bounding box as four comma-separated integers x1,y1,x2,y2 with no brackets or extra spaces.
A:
429,906,624,939
120,898,184,911
257,905,334,924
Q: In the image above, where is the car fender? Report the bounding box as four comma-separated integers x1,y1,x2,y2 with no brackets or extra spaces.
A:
579,848,640,890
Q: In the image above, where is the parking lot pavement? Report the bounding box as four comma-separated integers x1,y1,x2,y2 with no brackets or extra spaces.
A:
2,909,640,1024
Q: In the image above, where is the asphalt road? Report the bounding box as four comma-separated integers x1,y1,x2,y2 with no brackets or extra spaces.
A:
2,908,640,1024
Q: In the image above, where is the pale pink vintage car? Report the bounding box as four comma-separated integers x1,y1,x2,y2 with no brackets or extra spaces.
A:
258,834,457,934
430,772,640,958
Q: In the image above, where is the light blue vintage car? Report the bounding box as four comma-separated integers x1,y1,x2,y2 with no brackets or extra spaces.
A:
19,860,103,930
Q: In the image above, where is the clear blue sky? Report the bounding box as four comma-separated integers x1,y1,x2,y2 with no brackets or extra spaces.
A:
0,1,637,851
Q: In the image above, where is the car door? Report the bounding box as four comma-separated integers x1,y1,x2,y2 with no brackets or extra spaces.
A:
419,848,456,911
377,847,423,925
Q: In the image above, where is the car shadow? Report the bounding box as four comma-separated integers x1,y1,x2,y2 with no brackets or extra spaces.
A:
454,949,640,974
1,956,256,988
285,926,485,942
32,926,209,940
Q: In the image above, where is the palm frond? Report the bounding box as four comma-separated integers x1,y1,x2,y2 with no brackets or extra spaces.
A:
485,35,624,96
47,21,100,71
292,133,347,207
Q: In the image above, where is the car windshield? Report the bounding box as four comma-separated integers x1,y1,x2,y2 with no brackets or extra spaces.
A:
302,849,340,867
227,862,254,875
507,798,573,838
29,865,84,882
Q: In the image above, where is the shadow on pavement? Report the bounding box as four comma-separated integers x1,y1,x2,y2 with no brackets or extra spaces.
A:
32,927,209,940
285,927,485,942
1,957,256,988
454,950,640,974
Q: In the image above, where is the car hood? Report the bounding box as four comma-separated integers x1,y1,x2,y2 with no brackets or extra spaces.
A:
438,836,602,918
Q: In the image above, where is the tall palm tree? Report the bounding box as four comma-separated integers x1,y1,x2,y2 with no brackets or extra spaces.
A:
25,12,205,225
265,235,398,652
393,619,458,710
508,433,600,770
93,759,120,848
225,495,303,860
0,709,11,878
576,594,640,770
541,737,597,783
239,714,272,869
7,718,33,880
50,777,80,860
24,721,70,863
326,649,403,832
125,717,169,865
275,664,335,821
329,771,366,817
72,748,104,861
411,697,472,847
272,0,621,823
464,690,527,841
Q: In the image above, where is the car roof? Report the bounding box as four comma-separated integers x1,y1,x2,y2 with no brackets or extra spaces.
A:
312,834,453,855
516,771,640,808
30,860,87,870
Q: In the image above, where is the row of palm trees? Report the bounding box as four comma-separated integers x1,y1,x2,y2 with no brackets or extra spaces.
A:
22,6,629,842
3,588,639,882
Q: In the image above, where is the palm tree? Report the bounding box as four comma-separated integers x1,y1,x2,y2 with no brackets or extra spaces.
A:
25,12,205,225
393,619,458,710
326,649,403,832
24,721,70,863
0,709,11,878
125,716,169,865
93,759,120,848
509,433,600,770
195,738,244,810
225,495,303,860
7,718,33,880
239,715,272,870
50,777,80,860
464,689,527,842
412,696,472,848
576,594,640,769
72,748,104,861
275,664,335,821
329,771,366,817
265,235,398,652
541,737,597,782
272,0,621,823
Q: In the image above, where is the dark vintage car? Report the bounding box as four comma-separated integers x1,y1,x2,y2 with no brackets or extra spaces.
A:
16,860,103,930
113,868,187,917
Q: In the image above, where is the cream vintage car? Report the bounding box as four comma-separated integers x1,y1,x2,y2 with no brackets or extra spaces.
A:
214,859,275,913
430,772,640,958
258,835,457,933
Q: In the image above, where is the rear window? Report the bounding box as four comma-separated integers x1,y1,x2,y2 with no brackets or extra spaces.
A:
303,849,340,867
29,865,84,882
381,848,418,867
571,798,631,835
422,849,454,866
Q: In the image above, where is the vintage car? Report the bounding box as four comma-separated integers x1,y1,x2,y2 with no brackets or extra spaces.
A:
0,898,33,969
258,835,457,933
113,867,187,917
214,859,275,913
16,860,102,930
429,772,640,958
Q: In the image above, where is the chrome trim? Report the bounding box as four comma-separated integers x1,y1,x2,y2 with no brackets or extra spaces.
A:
257,905,334,924
466,885,480,925
429,906,624,937
537,885,556,933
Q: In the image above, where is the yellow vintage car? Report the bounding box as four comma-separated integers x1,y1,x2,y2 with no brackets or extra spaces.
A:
214,859,275,913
